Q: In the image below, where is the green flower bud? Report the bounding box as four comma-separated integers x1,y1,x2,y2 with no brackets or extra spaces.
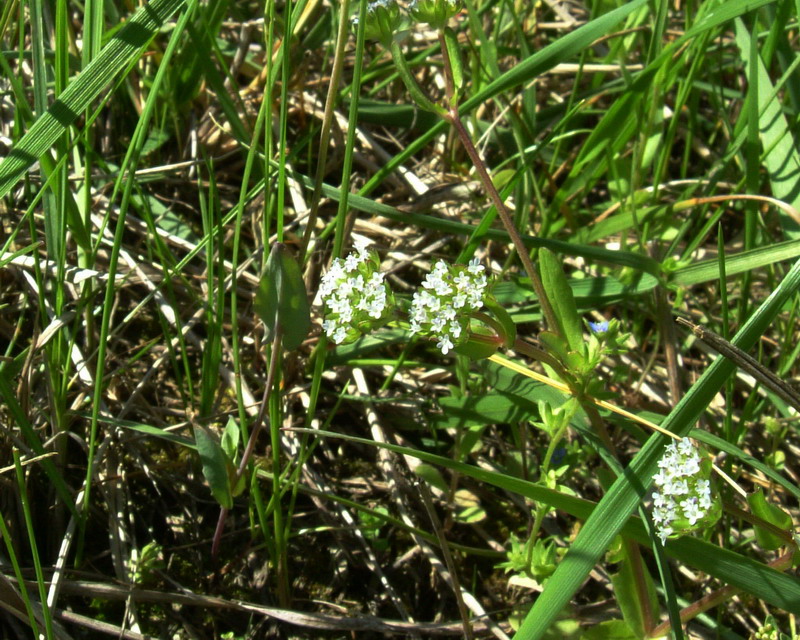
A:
353,0,410,47
408,0,462,29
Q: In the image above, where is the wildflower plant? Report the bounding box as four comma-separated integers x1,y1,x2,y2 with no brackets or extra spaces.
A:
580,317,630,373
651,438,721,544
408,258,489,355
319,240,394,345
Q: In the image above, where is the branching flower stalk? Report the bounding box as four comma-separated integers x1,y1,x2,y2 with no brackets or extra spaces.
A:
350,5,657,630
434,42,560,336
429,12,654,626
383,26,560,336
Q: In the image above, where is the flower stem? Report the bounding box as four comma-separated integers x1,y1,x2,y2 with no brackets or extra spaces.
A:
435,32,559,335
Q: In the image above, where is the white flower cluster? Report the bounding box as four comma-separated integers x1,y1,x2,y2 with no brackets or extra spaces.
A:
319,240,391,344
651,438,714,544
409,258,488,355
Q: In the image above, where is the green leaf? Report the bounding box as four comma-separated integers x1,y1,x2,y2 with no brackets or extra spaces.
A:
443,27,463,91
735,19,800,239
484,298,517,348
434,392,537,429
221,416,240,460
747,489,793,551
453,331,502,359
539,249,584,352
671,238,800,287
494,273,659,308
253,243,311,351
0,0,187,198
193,425,233,510
413,463,449,493
432,359,583,430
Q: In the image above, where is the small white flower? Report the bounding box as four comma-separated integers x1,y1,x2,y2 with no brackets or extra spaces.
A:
677,439,695,456
467,257,483,274
332,326,347,344
454,272,471,289
436,334,454,354
667,479,689,495
652,469,671,486
353,236,370,256
322,319,337,336
681,497,703,525
344,253,360,272
679,456,700,476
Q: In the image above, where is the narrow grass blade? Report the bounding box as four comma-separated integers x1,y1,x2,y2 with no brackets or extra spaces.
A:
0,0,186,198
672,238,800,286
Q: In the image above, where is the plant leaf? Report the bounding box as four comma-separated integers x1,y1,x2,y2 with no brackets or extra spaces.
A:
539,249,584,352
253,243,311,350
193,424,233,510
735,19,800,239
747,489,793,551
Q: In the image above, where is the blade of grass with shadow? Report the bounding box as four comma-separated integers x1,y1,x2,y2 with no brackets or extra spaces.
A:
735,18,800,239
0,0,186,199
671,238,800,287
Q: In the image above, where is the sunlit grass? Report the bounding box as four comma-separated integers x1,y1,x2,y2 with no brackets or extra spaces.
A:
1,1,799,638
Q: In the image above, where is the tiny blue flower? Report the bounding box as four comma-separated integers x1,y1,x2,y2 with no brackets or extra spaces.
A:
589,320,609,333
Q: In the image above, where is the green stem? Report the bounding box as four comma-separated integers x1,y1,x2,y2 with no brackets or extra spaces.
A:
389,39,447,116
525,406,572,570
300,0,352,262
433,31,559,336
211,326,283,561
446,110,559,335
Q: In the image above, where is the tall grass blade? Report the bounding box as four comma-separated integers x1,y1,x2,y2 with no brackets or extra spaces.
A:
0,0,186,198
